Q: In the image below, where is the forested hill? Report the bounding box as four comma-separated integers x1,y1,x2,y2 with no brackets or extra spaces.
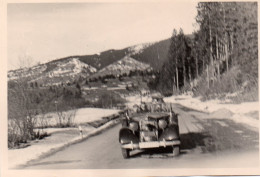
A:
52,40,171,70
131,39,170,70
156,2,258,101
80,38,174,70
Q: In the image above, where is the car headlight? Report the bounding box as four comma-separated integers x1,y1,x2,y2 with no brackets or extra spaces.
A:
129,122,138,131
158,119,167,129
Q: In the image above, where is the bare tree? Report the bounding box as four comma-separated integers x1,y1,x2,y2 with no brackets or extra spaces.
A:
8,55,39,148
55,101,77,127
8,77,38,147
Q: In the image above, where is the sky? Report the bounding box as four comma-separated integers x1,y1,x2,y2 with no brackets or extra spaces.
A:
7,1,198,70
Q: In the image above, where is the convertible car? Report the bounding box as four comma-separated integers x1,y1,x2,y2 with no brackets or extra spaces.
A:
119,107,180,159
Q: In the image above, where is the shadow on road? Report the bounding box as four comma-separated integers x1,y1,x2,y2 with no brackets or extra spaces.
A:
128,132,210,159
174,103,206,113
130,147,174,158
180,132,210,150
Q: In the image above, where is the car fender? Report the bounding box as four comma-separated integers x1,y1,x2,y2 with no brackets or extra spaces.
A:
159,124,180,141
119,127,139,144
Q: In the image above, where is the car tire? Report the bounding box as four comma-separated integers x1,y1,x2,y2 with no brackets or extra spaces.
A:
172,146,180,156
121,148,130,159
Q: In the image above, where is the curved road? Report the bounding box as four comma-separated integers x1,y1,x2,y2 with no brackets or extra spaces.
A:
24,104,259,169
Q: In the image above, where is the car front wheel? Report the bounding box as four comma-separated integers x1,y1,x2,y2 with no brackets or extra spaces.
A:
121,148,130,159
172,146,180,156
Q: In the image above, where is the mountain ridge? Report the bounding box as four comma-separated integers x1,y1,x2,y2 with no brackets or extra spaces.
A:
8,58,96,86
90,56,152,79
44,38,171,71
8,35,193,86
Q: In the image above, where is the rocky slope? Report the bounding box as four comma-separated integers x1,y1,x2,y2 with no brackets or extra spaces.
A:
90,56,152,78
8,58,96,86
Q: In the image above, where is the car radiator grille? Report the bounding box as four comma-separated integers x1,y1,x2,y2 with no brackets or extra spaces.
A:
139,120,158,142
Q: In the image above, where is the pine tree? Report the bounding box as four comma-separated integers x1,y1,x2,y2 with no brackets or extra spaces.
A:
168,29,178,92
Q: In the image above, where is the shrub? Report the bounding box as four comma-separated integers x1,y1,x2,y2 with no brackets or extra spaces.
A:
193,66,258,101
55,108,77,128
8,80,38,148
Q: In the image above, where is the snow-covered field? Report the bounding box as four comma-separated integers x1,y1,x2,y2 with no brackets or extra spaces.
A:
35,108,120,127
74,108,119,123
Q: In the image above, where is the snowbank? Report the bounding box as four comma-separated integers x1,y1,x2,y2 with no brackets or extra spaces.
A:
164,95,259,114
164,95,259,130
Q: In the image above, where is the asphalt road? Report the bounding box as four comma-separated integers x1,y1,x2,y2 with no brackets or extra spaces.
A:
24,104,259,169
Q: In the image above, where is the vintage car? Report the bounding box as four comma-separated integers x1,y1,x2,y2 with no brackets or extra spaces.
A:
119,108,180,158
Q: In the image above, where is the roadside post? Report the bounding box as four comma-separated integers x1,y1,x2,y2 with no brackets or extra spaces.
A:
78,125,83,138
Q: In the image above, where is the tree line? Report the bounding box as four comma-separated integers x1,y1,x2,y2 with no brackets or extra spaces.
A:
156,2,258,99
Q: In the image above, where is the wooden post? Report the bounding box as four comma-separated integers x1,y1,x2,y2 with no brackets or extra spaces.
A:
79,125,83,138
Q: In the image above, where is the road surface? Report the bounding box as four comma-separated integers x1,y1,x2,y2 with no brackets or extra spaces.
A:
24,104,259,169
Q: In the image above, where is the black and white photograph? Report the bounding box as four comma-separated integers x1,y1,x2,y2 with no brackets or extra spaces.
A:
1,0,259,176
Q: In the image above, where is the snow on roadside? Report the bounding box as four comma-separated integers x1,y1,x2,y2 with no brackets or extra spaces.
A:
9,108,120,169
8,128,80,169
231,114,258,130
164,95,259,114
164,95,259,130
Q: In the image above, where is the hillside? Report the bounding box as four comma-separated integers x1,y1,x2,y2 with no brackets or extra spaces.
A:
8,58,96,86
51,39,171,71
90,56,152,78
131,38,171,70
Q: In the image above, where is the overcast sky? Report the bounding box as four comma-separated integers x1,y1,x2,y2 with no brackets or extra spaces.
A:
7,1,198,70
